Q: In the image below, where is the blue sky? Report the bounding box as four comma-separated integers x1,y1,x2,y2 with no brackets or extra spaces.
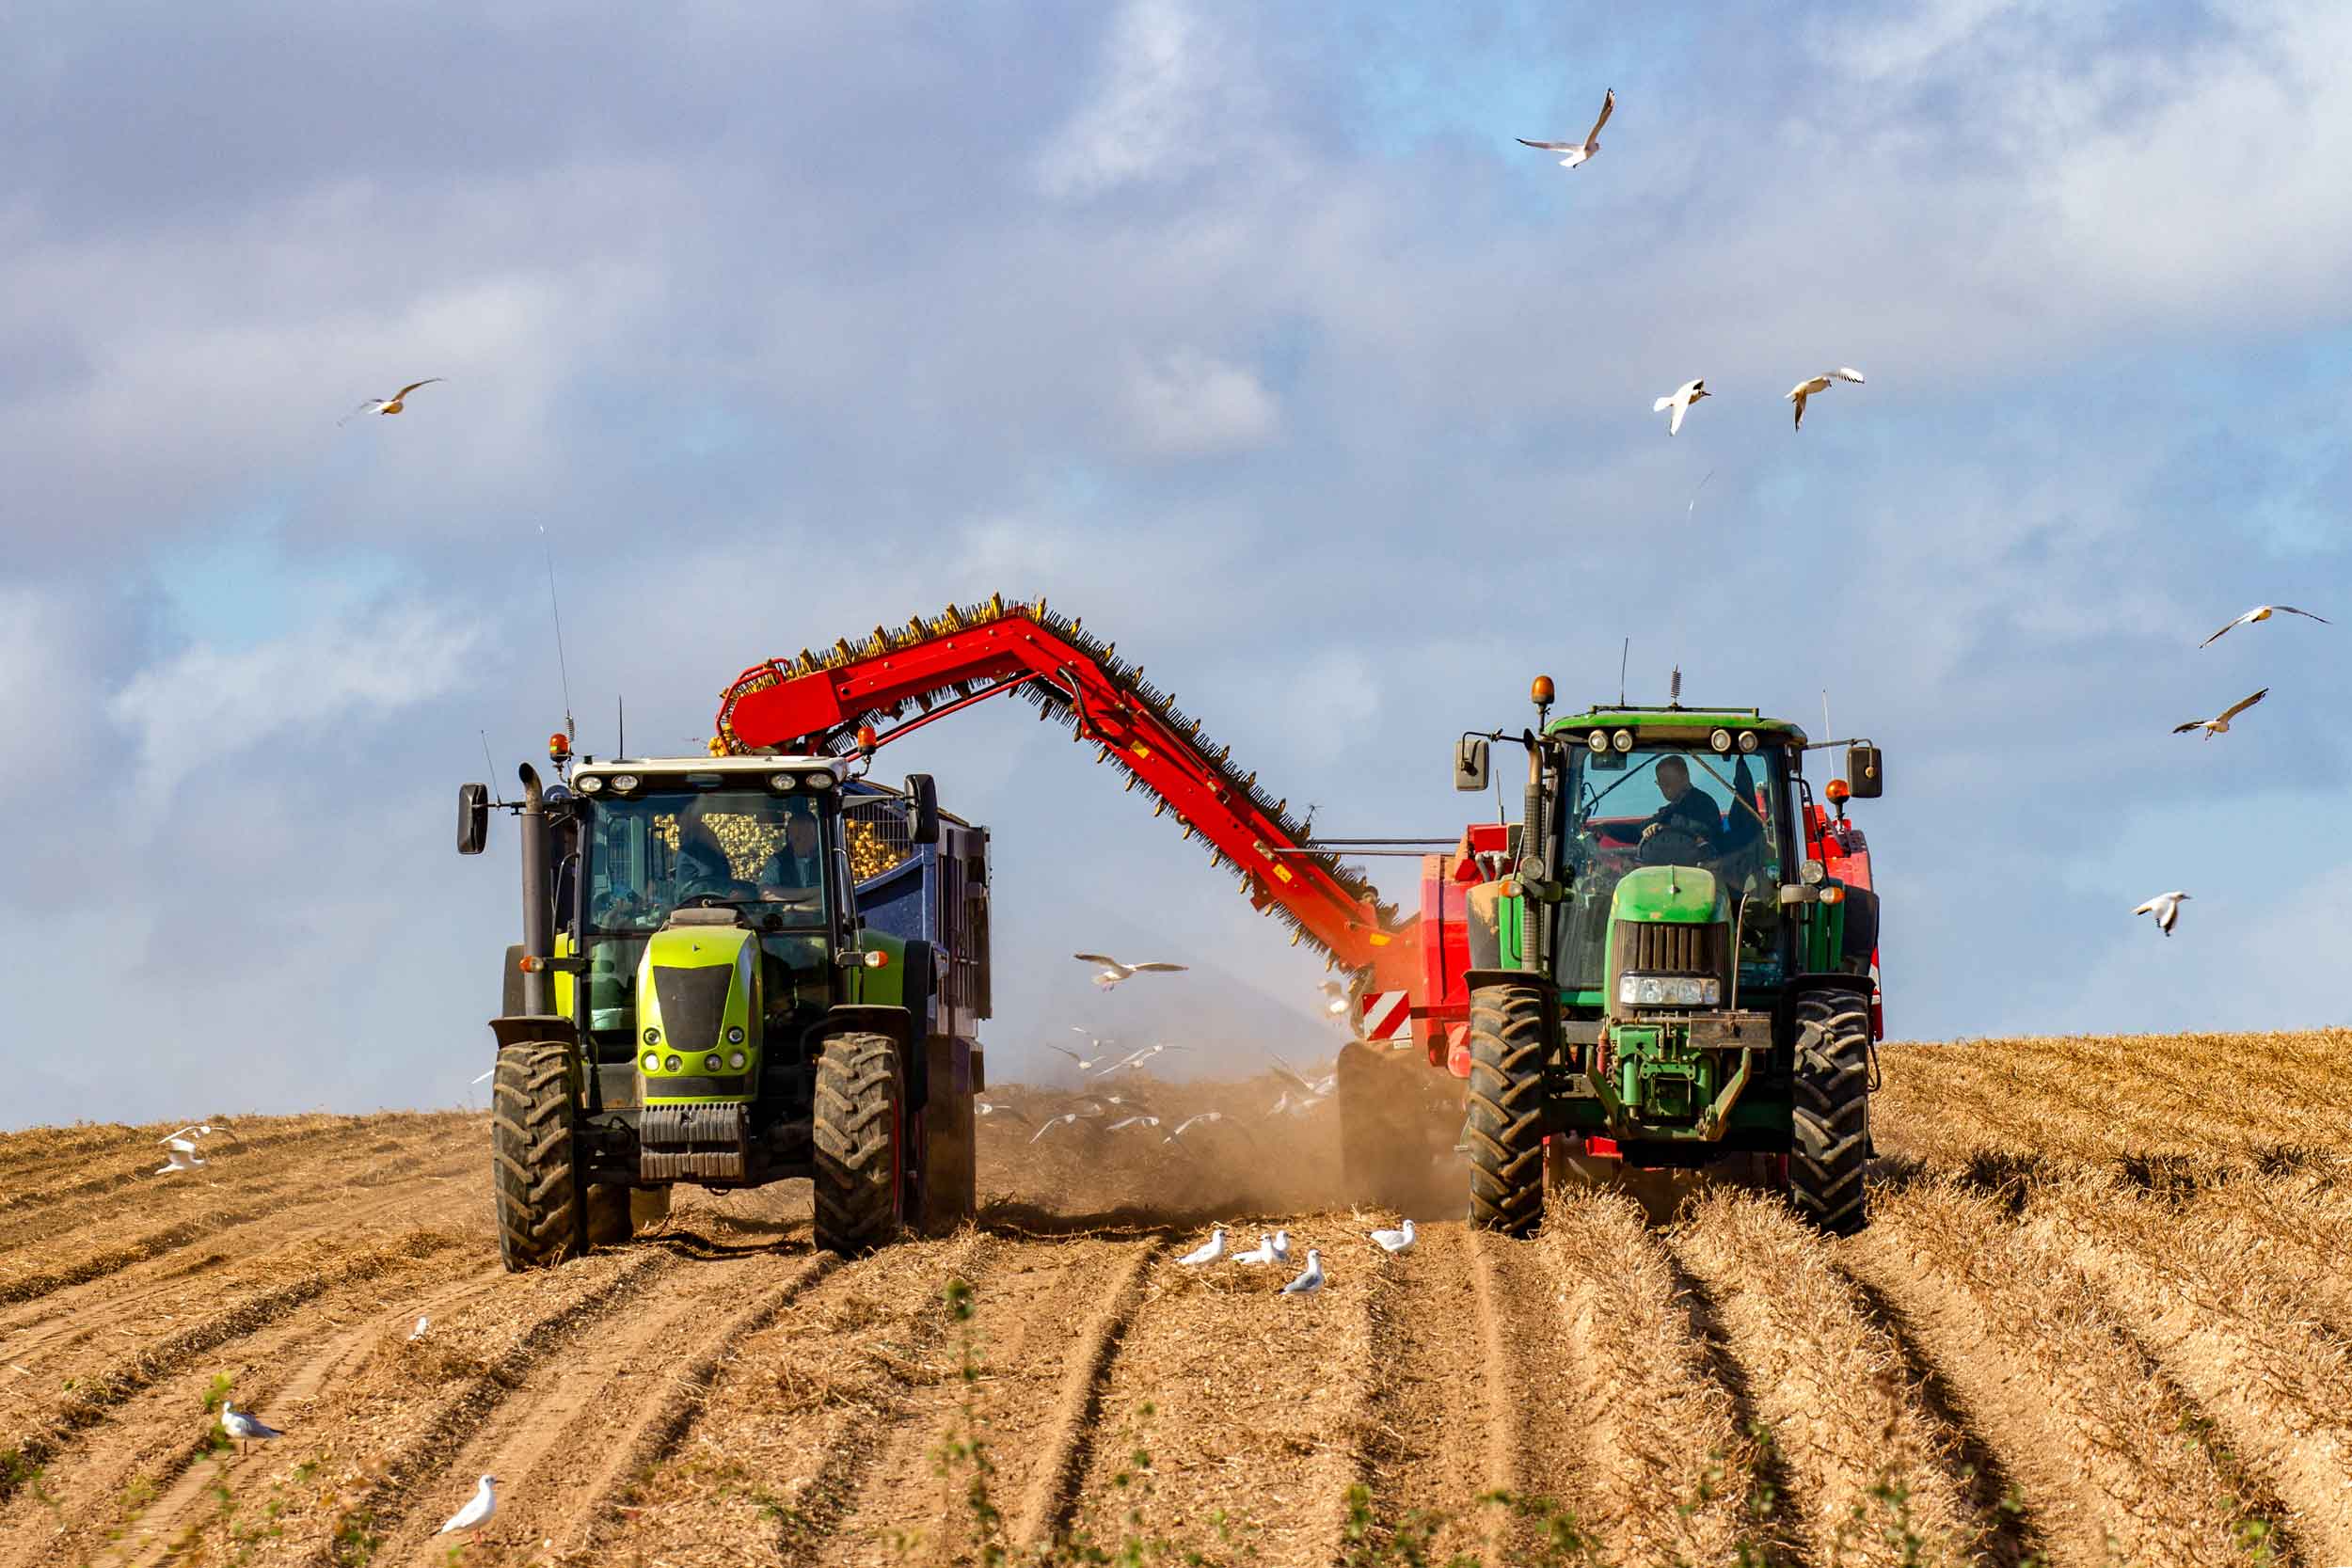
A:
5,0,2350,1128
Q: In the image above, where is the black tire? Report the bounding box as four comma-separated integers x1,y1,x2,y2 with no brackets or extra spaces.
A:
813,1031,907,1256
1789,989,1872,1235
917,1038,977,1236
492,1041,584,1270
1466,982,1550,1237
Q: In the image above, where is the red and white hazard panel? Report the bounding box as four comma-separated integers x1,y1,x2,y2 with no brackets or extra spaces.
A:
1360,990,1412,1042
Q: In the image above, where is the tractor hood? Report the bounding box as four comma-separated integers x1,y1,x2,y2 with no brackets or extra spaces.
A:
1610,864,1724,925
637,911,760,1104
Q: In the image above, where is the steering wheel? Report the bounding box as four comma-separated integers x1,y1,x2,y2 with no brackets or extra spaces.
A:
1636,825,1710,867
677,885,752,909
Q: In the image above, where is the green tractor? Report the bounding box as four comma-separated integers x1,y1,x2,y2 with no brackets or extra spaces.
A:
1451,682,1883,1235
458,750,988,1268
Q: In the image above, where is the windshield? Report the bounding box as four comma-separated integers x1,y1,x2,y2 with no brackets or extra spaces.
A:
585,788,834,934
1556,745,1788,992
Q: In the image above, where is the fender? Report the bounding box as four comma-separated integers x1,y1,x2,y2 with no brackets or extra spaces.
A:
808,1005,931,1110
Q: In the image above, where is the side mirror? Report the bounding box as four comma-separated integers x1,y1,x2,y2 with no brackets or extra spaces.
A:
904,772,941,845
1845,745,1883,799
457,784,490,855
1454,736,1490,793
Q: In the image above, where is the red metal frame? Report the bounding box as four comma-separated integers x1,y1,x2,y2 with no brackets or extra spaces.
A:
716,599,1397,971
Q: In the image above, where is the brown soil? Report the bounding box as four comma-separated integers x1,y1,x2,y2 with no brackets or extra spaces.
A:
0,1034,2346,1566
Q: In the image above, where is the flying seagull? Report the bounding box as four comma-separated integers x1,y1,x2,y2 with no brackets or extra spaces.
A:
1074,954,1189,989
1176,1228,1228,1266
1104,1115,1161,1132
1050,1034,1114,1070
2134,891,2189,936
160,1123,240,1147
220,1401,285,1456
1027,1113,1083,1144
1095,1041,1190,1075
2172,689,2267,738
1785,368,1866,431
154,1146,205,1176
1165,1111,1247,1144
1370,1218,1418,1255
437,1475,499,1535
2199,605,2329,648
1318,980,1349,1018
1654,379,1708,436
1279,1248,1326,1296
341,378,444,424
1518,88,1614,169
976,1100,1032,1124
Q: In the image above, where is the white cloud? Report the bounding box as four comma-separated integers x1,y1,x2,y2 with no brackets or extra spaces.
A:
1033,0,1271,198
106,600,485,808
1117,348,1281,458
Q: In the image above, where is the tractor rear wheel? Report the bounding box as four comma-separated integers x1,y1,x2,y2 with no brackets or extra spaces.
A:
813,1031,907,1256
492,1041,584,1270
918,1037,977,1235
1789,989,1872,1235
1466,981,1550,1237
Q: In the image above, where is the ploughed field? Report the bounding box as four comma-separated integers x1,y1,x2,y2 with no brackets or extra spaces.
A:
2,1030,2348,1567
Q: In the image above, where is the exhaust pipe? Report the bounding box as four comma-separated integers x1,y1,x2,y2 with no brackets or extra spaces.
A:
517,763,551,1016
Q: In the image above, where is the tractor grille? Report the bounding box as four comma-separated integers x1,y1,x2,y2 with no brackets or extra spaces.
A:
652,964,733,1053
1616,920,1723,976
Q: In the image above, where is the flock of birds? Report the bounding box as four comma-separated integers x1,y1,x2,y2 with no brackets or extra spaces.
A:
216,1407,496,1536
2132,602,2331,938
982,1046,1338,1147
1172,1215,1418,1297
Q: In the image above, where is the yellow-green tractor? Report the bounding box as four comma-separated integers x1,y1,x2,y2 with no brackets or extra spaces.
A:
459,751,989,1267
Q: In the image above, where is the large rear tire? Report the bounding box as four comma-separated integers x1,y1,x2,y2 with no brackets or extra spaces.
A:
917,1038,977,1236
1789,989,1872,1235
1466,982,1550,1237
492,1041,584,1271
813,1031,907,1256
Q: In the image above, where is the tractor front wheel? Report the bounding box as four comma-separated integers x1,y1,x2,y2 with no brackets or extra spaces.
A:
1789,989,1872,1235
1465,981,1550,1237
492,1041,584,1270
813,1031,908,1256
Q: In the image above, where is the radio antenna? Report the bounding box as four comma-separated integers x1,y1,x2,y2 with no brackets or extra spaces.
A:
538,525,576,745
617,694,626,762
1618,638,1629,706
478,729,505,805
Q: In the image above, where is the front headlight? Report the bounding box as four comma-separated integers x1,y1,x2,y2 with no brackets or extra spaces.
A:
641,1052,660,1072
728,1050,748,1069
1617,974,1724,1007
578,774,605,794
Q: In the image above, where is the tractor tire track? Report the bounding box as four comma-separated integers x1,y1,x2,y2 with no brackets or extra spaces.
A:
1847,1180,2260,1567
1670,1192,1990,1568
0,1227,474,1556
0,1150,479,1373
368,1248,835,1561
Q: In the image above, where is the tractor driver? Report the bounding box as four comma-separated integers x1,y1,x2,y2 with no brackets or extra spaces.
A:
755,809,826,905
1639,756,1722,851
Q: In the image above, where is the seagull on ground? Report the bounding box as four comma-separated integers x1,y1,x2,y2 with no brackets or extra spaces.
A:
220,1401,285,1456
436,1475,499,1535
1517,88,1614,169
1319,980,1349,1018
1105,1115,1161,1132
1654,379,1708,436
1027,1113,1083,1144
2172,689,2267,738
1268,1228,1292,1263
1370,1218,1418,1254
1785,368,1866,432
1231,1231,1279,1265
407,1315,430,1340
1073,954,1188,990
2199,605,2329,648
1176,1228,1228,1266
1279,1249,1326,1296
2133,892,2190,937
340,378,444,424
